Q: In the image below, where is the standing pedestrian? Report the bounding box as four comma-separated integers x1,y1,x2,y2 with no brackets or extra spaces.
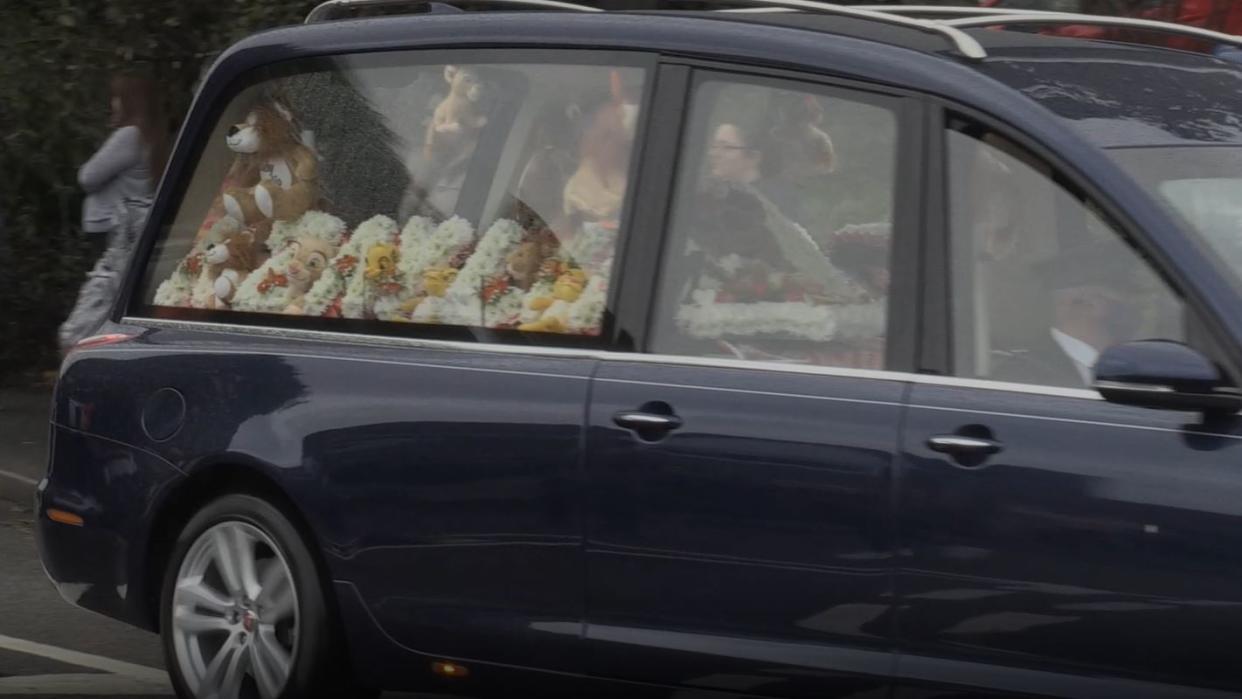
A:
77,73,169,262
60,73,170,354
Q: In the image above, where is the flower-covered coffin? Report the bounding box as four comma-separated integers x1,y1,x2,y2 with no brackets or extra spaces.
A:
151,209,617,336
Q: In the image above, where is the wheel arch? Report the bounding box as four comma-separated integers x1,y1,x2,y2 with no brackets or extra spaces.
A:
140,460,339,636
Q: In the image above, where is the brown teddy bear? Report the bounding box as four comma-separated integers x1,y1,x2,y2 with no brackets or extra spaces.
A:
563,71,639,231
424,65,491,167
206,226,262,309
221,101,319,227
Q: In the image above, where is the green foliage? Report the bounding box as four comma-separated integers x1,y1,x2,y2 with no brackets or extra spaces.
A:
0,0,316,382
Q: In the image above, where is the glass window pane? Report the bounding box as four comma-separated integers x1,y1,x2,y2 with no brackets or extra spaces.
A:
947,128,1186,388
139,54,646,340
647,77,898,369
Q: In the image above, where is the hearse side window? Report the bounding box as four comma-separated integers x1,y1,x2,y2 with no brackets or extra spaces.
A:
946,125,1187,388
137,54,646,340
647,76,898,369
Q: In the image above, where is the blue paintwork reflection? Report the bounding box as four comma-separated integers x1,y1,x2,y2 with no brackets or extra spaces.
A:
897,384,1242,697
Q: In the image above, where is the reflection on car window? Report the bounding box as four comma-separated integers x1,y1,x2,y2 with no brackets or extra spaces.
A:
948,128,1186,388
141,55,645,339
648,78,897,369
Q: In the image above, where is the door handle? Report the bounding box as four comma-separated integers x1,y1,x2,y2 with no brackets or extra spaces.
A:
613,411,683,432
927,435,1003,456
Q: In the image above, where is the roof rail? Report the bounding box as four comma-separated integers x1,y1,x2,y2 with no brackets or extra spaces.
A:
689,0,989,59
852,5,1063,18
305,0,599,23
940,12,1242,51
305,0,986,59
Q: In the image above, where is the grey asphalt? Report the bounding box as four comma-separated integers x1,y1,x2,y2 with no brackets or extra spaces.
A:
0,386,433,698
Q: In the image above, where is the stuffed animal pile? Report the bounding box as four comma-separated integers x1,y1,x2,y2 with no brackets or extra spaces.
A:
151,76,631,338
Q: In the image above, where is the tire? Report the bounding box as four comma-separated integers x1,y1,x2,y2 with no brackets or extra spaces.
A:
159,493,367,699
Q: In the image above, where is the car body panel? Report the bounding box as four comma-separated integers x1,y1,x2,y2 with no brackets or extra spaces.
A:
584,359,905,698
41,324,593,673
895,382,1242,697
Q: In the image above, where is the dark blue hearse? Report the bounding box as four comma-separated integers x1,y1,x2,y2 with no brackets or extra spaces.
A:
36,1,1242,697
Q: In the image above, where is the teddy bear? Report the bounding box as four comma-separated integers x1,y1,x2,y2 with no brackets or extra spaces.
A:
424,65,491,167
221,101,319,228
563,71,639,231
206,225,262,310
769,93,836,178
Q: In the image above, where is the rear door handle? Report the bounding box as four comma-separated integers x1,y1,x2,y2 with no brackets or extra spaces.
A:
613,411,683,432
927,435,1003,456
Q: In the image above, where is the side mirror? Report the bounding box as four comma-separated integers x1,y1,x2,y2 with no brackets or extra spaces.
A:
1094,340,1242,413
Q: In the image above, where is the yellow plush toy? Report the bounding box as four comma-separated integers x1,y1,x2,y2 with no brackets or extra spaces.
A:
398,266,459,314
422,266,459,296
519,268,587,332
365,242,398,282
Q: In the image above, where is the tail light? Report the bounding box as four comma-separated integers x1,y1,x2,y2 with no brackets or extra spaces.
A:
70,332,135,352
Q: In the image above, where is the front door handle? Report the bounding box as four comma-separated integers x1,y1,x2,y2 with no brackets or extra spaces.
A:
927,435,1003,456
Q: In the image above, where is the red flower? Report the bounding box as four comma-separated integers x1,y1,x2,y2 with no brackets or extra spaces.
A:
482,278,510,304
334,255,358,275
257,269,288,294
324,297,342,318
380,282,404,296
185,253,203,277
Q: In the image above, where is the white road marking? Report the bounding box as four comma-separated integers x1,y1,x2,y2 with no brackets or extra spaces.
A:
0,633,167,683
0,672,169,695
0,469,37,487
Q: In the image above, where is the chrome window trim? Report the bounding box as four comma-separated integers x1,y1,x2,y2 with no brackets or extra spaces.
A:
121,316,1101,400
1093,380,1176,394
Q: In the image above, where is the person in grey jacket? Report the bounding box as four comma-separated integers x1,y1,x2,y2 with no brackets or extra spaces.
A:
78,73,168,260
60,74,169,353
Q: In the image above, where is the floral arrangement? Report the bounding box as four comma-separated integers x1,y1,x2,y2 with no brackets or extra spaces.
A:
675,289,885,342
151,205,617,338
430,218,527,326
298,214,400,319
373,216,476,322
398,216,474,285
153,256,199,308
517,263,610,335
231,210,346,313
564,221,618,279
153,217,234,308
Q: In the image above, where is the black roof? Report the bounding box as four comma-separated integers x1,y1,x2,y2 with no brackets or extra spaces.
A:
212,7,1242,151
672,10,1242,146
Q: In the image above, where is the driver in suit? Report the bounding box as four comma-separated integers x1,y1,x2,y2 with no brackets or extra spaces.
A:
992,241,1144,388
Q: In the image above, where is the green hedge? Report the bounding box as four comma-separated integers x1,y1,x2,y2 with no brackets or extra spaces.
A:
0,1,317,384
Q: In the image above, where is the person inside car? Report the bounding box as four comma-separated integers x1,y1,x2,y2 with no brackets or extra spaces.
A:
992,241,1143,388
696,118,860,298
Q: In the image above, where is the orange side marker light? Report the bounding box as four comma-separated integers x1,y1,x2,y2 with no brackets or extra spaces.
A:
432,660,469,678
47,509,84,527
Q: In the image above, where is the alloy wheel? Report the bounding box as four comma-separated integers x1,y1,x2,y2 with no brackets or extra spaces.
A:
170,520,299,699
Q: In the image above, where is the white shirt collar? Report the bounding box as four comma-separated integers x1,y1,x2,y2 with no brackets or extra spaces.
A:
1050,328,1099,385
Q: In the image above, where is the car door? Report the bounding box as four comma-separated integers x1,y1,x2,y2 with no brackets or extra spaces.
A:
895,119,1242,697
584,67,923,698
128,48,656,674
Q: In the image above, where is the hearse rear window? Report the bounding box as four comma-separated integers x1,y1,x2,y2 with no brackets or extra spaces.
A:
136,52,647,341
